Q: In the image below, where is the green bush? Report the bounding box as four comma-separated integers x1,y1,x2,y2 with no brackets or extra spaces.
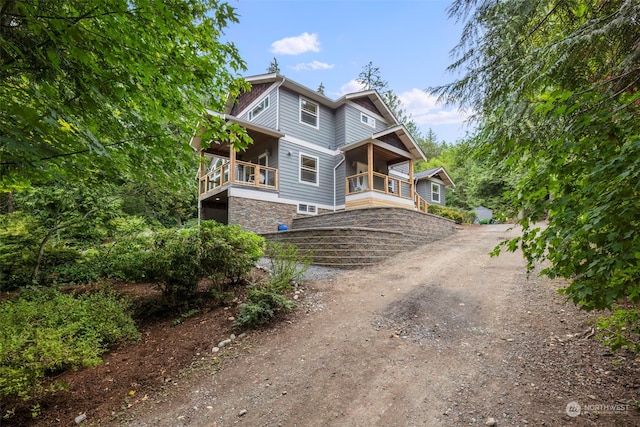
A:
264,241,311,291
0,212,43,290
0,287,139,401
200,221,264,284
596,307,640,352
146,228,202,302
429,205,470,224
104,233,154,282
234,286,296,329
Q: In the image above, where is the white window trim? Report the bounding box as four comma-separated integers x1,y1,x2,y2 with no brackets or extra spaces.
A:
299,97,319,129
431,182,441,202
248,95,270,121
361,112,376,128
299,152,319,186
297,203,318,215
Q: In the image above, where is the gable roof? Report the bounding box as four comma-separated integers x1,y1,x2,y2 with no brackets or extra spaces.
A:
225,73,399,125
341,124,426,161
414,166,455,187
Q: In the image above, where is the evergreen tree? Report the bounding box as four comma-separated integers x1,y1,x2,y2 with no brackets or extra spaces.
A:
438,0,640,317
267,57,280,74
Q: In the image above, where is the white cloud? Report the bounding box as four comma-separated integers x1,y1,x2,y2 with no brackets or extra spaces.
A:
291,60,334,71
399,88,471,126
338,79,366,95
271,32,320,55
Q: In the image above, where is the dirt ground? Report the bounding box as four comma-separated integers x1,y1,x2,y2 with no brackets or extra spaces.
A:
6,223,640,426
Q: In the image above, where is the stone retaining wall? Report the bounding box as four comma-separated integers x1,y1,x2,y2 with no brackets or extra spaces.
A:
261,207,458,269
291,207,457,243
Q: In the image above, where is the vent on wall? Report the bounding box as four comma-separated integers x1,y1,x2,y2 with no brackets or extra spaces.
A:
297,203,317,215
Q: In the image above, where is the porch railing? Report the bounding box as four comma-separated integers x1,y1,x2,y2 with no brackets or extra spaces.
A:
415,194,429,213
346,171,412,199
199,160,278,195
346,172,429,212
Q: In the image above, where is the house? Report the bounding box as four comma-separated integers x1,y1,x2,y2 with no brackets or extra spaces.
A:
414,166,455,206
190,73,430,234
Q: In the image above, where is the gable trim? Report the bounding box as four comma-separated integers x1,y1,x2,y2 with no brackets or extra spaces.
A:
345,100,387,123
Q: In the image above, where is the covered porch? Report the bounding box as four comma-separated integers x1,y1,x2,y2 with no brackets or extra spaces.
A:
343,126,429,213
191,116,284,202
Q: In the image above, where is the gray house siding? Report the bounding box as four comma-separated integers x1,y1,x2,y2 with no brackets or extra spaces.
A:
277,139,336,207
390,162,410,175
278,88,335,148
343,104,389,145
335,106,347,149
238,88,278,129
416,179,446,206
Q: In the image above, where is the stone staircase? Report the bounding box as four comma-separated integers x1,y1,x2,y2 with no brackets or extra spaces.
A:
261,207,457,269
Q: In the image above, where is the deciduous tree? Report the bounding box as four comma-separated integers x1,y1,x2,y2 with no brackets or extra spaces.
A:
0,0,250,191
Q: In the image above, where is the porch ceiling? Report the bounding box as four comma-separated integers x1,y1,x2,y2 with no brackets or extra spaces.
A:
345,144,407,165
203,127,280,157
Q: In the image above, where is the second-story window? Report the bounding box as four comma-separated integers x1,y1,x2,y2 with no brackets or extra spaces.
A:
361,113,376,128
248,96,269,120
299,153,319,185
300,97,319,128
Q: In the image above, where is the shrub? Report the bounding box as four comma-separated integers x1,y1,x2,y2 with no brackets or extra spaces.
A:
234,286,296,329
0,212,43,290
103,233,154,282
200,221,264,284
0,287,139,402
429,205,470,224
146,228,202,303
264,241,311,291
596,307,640,352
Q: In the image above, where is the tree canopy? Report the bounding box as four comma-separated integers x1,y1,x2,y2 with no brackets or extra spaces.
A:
438,0,640,312
0,0,250,191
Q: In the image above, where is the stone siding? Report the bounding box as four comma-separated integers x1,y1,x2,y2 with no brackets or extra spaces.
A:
228,197,297,234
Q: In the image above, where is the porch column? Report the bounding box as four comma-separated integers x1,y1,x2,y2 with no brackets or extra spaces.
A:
198,147,205,197
367,143,374,191
229,144,236,184
409,159,415,201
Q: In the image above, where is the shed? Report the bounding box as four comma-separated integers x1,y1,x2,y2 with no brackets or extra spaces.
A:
474,206,493,223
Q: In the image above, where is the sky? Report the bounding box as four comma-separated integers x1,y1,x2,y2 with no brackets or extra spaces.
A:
222,0,474,144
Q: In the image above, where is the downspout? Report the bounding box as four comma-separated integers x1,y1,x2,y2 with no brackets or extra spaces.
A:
333,153,345,212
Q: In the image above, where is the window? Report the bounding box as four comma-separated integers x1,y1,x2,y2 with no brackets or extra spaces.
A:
248,96,269,120
297,203,317,215
300,97,319,128
361,113,376,128
431,183,441,202
299,153,319,185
